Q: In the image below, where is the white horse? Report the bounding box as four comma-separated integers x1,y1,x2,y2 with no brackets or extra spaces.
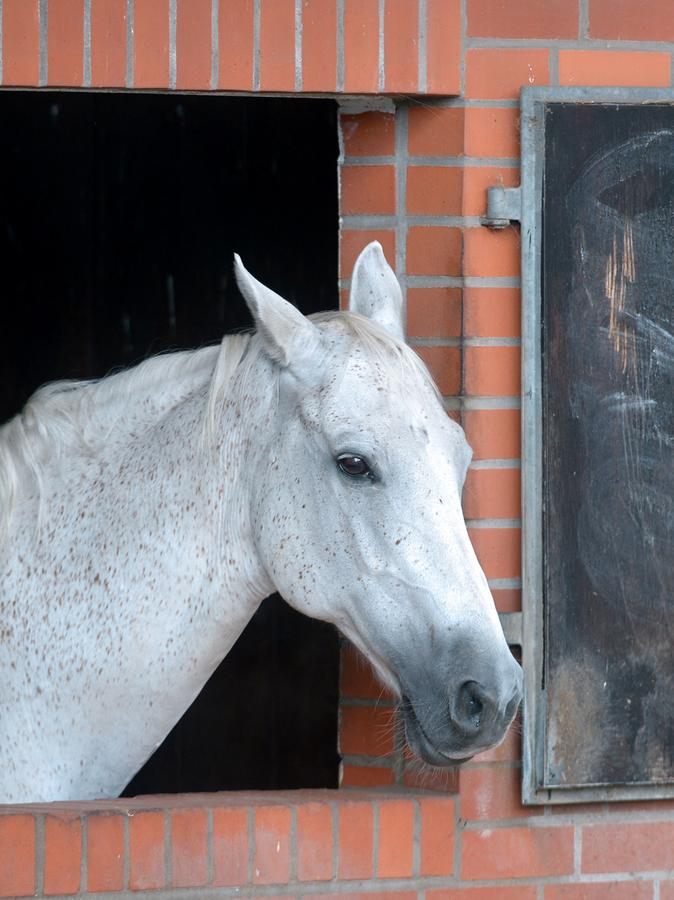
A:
0,243,521,803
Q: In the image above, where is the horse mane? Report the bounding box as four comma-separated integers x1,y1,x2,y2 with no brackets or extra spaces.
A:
0,310,438,540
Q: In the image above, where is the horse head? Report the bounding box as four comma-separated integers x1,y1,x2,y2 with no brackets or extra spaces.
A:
235,242,522,765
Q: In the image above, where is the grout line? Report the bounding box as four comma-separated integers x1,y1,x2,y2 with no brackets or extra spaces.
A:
207,807,214,886
549,45,559,86
579,0,589,40
336,0,344,92
331,801,339,880
126,0,134,87
168,0,176,88
164,808,172,888
252,0,260,90
488,577,522,589
418,0,426,93
39,0,47,86
83,0,91,86
461,396,521,409
465,518,521,528
294,0,302,91
453,793,462,883
378,0,385,92
35,813,45,895
574,823,581,875
247,806,255,883
470,458,521,469
81,812,89,893
289,805,297,882
123,812,130,890
210,0,218,90
395,104,409,330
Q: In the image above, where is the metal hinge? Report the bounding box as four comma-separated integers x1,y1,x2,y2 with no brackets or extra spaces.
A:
483,185,522,229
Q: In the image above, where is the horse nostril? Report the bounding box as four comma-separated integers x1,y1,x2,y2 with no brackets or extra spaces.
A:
456,680,486,731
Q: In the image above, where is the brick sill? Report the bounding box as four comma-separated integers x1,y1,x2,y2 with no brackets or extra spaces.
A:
0,789,458,897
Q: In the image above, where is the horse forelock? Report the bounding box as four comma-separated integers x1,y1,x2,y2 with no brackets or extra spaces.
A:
311,310,441,403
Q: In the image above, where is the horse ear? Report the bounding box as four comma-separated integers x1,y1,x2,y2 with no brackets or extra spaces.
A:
234,254,321,369
349,241,404,341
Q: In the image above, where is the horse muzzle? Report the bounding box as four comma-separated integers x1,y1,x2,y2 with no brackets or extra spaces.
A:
401,670,522,766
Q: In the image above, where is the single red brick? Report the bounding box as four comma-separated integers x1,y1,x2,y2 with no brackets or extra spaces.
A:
428,888,537,900
464,287,520,338
426,0,461,95
465,48,550,100
212,807,248,887
259,0,295,91
253,806,291,885
464,346,520,397
337,800,374,879
545,883,653,900
344,0,379,93
44,814,81,896
468,527,521,580
463,467,521,520
218,0,254,89
91,0,127,87
176,0,211,89
0,815,35,897
342,112,396,158
377,800,414,878
590,0,674,40
463,825,573,879
384,0,418,93
47,0,83,86
464,226,520,278
129,811,165,891
582,820,674,873
171,809,208,888
464,409,521,460
419,796,455,876
340,704,397,757
408,107,465,157
407,166,462,216
467,0,577,38
407,227,462,276
415,345,461,396
559,50,670,87
296,803,333,881
133,0,169,88
463,166,520,217
491,588,522,615
407,287,462,339
460,765,537,821
661,882,674,900
302,0,337,91
341,230,395,278
341,644,394,701
2,0,40,85
465,107,520,159
87,814,124,893
341,165,396,215
341,764,396,787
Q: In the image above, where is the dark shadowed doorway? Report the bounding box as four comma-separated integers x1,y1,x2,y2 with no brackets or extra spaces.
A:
1,92,340,793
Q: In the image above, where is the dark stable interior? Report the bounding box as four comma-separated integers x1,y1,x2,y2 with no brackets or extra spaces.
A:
1,92,341,793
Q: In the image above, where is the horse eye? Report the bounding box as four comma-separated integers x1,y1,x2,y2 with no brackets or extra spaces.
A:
337,454,371,478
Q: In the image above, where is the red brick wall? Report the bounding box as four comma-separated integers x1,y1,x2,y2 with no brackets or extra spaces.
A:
2,1,674,897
